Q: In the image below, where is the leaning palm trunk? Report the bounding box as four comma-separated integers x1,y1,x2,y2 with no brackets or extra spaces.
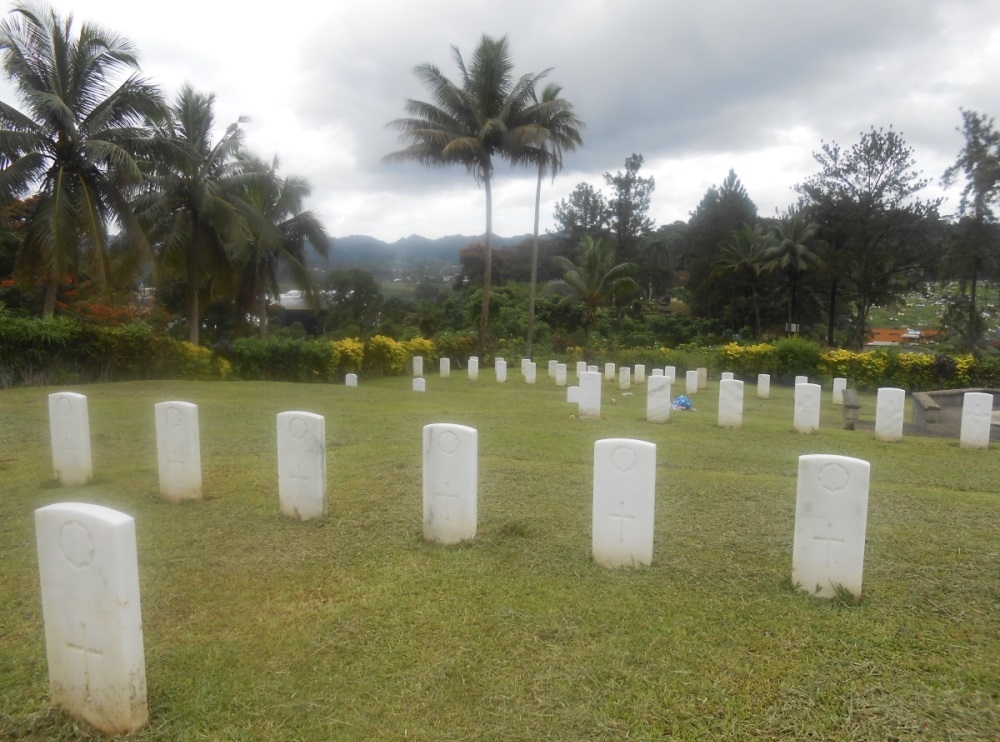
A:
525,165,543,359
477,173,493,357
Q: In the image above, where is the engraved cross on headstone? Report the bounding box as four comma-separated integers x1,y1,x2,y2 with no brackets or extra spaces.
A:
66,622,102,699
290,465,309,498
814,523,845,570
609,499,635,543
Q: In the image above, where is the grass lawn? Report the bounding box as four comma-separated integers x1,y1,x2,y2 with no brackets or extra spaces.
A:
1,374,998,740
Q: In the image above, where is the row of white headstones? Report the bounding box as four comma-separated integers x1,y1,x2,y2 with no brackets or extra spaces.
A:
34,366,993,735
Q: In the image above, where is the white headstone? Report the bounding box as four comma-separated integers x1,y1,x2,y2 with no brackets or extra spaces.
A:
792,454,870,599
794,383,822,434
757,373,770,399
875,387,905,442
651,369,664,377
697,367,708,389
576,361,587,378
548,360,557,378
524,362,536,384
35,502,148,734
567,385,580,404
555,363,567,386
423,423,477,544
495,358,507,383
468,356,479,381
412,356,423,377
578,371,602,419
646,375,671,423
521,358,530,375
720,372,733,381
665,366,676,383
592,439,656,568
413,377,426,392
604,363,616,381
618,367,631,391
48,392,92,486
154,401,202,503
795,375,808,385
276,411,327,520
718,379,744,429
634,364,646,384
439,358,450,378
345,373,358,387
960,392,993,449
587,365,598,373
832,377,846,405
685,370,699,395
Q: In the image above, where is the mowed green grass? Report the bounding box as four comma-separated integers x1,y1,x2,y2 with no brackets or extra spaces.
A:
1,373,998,740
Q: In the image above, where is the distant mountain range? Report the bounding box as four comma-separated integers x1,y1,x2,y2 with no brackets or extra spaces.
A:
308,232,534,271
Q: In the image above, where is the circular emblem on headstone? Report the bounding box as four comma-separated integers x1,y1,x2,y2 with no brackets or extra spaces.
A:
57,396,73,416
818,463,849,492
611,445,637,472
288,417,308,440
165,406,183,427
437,430,460,454
59,520,95,568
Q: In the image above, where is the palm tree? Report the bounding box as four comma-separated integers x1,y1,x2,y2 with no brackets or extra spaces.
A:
0,2,164,317
762,213,821,332
553,234,637,346
234,154,328,339
713,223,768,337
522,83,583,359
385,34,546,356
136,85,255,344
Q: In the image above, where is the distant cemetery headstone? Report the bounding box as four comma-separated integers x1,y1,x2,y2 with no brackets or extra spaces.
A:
555,363,567,386
592,439,656,568
524,362,537,384
579,371,602,419
794,383,822,434
697,367,708,389
548,360,557,378
35,502,148,734
665,366,676,382
795,375,808,385
276,411,327,520
792,454,870,599
651,369,664,377
495,358,507,383
960,392,993,449
832,377,846,405
604,363,616,381
576,361,587,378
757,373,771,400
413,378,426,392
720,372,734,381
468,357,479,381
618,367,631,391
439,358,450,378
685,370,699,395
521,358,530,375
587,365,598,373
634,364,645,384
718,379,744,429
154,401,202,503
646,375,671,423
567,386,580,404
412,356,423,377
48,392,93,486
345,373,358,387
875,387,905,442
423,423,477,544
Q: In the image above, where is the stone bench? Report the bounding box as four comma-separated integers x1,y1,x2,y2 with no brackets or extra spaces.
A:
842,389,861,430
911,391,941,426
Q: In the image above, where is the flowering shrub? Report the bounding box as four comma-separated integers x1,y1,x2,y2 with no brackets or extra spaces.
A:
330,338,364,375
720,342,779,377
364,335,409,376
406,337,437,364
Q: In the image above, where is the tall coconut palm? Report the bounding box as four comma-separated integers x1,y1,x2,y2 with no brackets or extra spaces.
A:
234,154,328,339
0,1,164,317
385,34,546,355
554,234,637,347
521,82,583,358
713,222,769,337
763,213,822,331
136,85,255,344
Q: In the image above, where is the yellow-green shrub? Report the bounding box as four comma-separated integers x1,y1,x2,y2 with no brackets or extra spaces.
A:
365,335,409,376
406,337,437,364
330,338,364,375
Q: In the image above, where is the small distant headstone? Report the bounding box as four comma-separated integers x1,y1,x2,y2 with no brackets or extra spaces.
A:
651,369,664,377
875,387,905,442
592,438,656,568
468,357,479,381
795,375,808,385
960,392,993,449
555,363,567,386
634,364,646,384
35,502,148,734
48,392,92,486
423,423,477,544
277,411,327,520
618,367,631,391
757,373,770,399
665,366,676,383
567,385,580,404
345,373,358,387
718,379,744,429
720,371,734,381
697,367,708,389
524,362,536,384
154,401,202,503
548,360,557,378
792,454,870,599
579,371,602,419
646,376,671,423
413,377,426,392
685,370,699,395
521,358,530,375
604,363,616,381
794,383,822,434
576,361,587,378
439,358,450,378
832,377,846,405
587,365,598,373
495,358,507,383
412,356,423,377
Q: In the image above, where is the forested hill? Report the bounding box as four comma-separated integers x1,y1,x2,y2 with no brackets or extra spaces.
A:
305,233,533,272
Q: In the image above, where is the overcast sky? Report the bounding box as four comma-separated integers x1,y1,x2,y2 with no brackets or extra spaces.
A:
4,0,1000,242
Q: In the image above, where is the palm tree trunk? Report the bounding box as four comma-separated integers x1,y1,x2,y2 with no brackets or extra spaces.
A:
827,278,838,346
42,278,58,319
259,289,269,340
188,244,199,345
477,169,493,357
526,165,543,359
